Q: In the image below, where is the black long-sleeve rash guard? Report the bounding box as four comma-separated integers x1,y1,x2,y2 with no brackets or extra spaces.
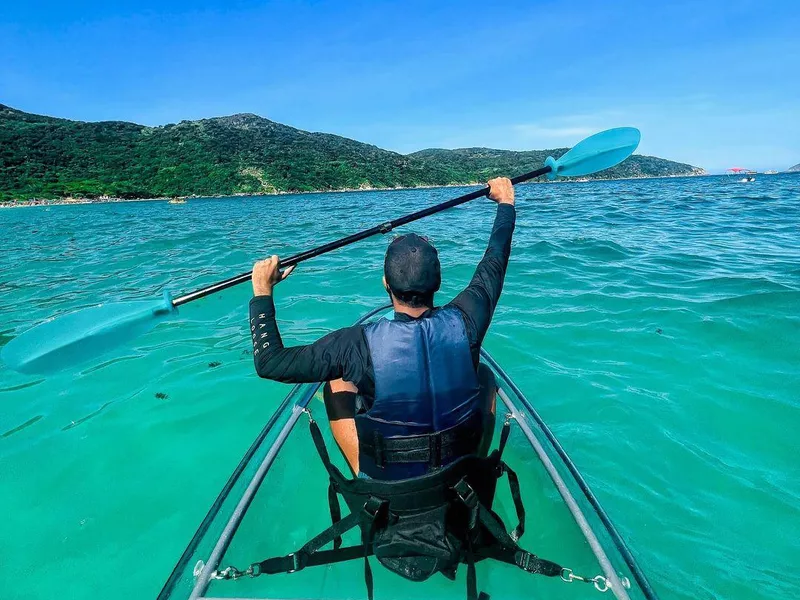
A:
249,203,516,402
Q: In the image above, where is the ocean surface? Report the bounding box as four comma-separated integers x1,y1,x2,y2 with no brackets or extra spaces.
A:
1,174,798,600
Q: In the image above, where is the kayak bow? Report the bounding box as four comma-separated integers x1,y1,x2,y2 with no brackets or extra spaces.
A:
158,306,658,600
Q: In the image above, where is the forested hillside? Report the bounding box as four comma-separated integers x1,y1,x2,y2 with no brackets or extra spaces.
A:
0,104,704,202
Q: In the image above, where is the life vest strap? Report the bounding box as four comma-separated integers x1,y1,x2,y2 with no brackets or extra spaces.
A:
360,412,483,469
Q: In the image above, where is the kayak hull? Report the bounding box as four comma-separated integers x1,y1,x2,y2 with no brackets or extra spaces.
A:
158,305,658,600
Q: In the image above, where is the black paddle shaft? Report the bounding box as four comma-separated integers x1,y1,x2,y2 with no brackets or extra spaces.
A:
171,165,551,307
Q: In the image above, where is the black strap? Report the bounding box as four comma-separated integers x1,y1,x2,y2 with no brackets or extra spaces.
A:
454,487,563,580
360,413,483,468
466,538,478,600
455,469,561,581
257,544,369,574
497,421,511,456
453,477,480,531
363,512,378,600
253,497,387,568
465,538,491,600
309,418,335,473
480,546,563,578
255,510,363,574
372,431,385,467
453,460,524,544
502,463,525,541
327,482,343,550
364,553,374,600
260,412,553,600
307,415,381,600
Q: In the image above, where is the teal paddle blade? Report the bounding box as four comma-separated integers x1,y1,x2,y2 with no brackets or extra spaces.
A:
545,127,641,179
1,291,176,375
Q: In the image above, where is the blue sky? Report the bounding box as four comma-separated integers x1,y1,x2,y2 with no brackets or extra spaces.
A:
1,0,798,171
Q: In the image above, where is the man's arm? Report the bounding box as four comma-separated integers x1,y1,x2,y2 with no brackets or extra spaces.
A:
249,256,366,384
249,295,365,383
449,178,516,348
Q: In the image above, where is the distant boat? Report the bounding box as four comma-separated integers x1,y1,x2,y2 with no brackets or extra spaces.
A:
764,170,778,175
725,167,756,183
168,197,187,204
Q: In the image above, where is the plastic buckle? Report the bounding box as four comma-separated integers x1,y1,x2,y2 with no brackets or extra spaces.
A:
454,479,478,508
286,552,303,574
362,497,384,519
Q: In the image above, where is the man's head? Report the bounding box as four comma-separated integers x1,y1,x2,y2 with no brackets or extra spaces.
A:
383,233,441,309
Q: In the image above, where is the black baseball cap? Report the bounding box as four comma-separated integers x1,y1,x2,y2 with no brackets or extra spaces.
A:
384,234,441,296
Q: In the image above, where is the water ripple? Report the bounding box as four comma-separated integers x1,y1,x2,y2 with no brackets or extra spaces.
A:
0,174,799,599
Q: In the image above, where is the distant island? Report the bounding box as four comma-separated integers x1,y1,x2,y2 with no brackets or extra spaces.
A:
0,104,705,204
788,163,800,172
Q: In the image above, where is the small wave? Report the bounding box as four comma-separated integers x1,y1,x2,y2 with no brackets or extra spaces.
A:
0,379,45,393
2,415,43,438
61,400,115,431
563,237,634,261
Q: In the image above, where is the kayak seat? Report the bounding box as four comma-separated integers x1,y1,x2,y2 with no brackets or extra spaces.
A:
248,412,565,600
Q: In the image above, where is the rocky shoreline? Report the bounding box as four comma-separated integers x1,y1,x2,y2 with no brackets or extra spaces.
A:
0,172,708,209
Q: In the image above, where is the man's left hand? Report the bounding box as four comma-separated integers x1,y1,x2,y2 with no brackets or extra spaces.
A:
252,255,296,296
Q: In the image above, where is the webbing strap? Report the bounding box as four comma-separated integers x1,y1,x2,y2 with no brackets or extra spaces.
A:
363,516,378,600
255,510,363,574
254,497,387,578
470,493,562,578
359,412,483,468
257,544,369,574
480,546,563,578
309,417,347,550
453,460,525,545
309,418,335,474
497,421,511,456
454,464,562,585
465,539,491,600
328,482,343,550
307,414,381,600
502,463,525,541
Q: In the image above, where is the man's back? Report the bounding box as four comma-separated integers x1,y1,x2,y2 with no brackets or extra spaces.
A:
356,307,483,478
248,177,516,478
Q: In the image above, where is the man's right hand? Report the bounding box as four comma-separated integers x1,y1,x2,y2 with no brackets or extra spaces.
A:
487,177,514,205
252,255,296,296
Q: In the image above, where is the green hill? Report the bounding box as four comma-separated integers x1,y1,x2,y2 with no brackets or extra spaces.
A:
0,104,704,202
410,147,703,181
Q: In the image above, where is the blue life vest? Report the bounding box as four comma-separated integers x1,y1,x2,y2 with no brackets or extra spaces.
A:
356,307,483,479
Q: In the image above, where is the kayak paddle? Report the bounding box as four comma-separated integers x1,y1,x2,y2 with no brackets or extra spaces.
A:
2,127,640,374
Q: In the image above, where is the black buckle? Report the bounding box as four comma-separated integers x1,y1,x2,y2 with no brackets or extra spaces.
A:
362,497,387,520
454,478,478,508
455,478,480,531
286,552,306,573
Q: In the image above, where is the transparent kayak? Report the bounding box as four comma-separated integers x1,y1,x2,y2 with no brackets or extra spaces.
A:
158,306,659,600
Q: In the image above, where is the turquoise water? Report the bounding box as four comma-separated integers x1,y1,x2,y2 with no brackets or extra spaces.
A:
1,174,798,599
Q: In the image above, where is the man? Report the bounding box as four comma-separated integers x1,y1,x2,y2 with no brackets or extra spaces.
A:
249,177,515,480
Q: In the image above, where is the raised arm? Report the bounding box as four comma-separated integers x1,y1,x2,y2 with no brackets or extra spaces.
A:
249,256,366,384
449,178,516,348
